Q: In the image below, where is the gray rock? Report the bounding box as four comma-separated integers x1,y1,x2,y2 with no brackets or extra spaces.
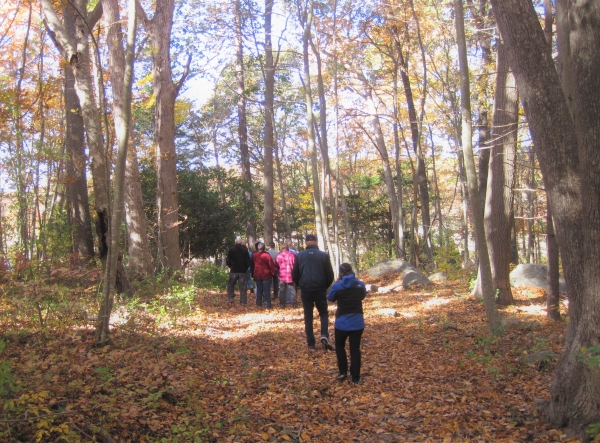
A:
510,263,567,292
429,272,448,281
365,284,379,292
377,287,391,294
364,259,433,287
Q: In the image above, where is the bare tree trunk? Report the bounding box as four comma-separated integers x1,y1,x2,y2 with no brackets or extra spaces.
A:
138,0,183,274
477,111,491,208
392,70,405,259
484,40,518,306
273,125,291,238
105,0,152,280
364,88,401,260
510,214,519,265
546,205,561,320
64,58,94,260
43,0,110,263
263,0,275,245
543,0,560,322
490,0,600,433
96,0,136,344
393,33,432,263
310,36,336,264
235,0,256,250
13,1,33,259
456,150,470,267
455,0,502,334
526,150,535,263
300,0,325,247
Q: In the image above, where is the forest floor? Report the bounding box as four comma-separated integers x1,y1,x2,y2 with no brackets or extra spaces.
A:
0,270,579,442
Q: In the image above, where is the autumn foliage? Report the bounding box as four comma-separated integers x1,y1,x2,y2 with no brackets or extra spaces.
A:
0,269,576,442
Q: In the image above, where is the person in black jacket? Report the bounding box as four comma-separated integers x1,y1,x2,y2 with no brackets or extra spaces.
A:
226,237,251,304
292,234,335,350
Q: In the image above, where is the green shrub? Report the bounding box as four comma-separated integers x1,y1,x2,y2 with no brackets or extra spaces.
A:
191,263,229,290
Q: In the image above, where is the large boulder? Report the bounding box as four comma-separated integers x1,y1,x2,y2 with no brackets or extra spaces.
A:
364,259,433,287
510,264,567,292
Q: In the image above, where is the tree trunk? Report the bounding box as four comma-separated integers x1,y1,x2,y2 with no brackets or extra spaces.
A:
455,0,502,334
64,58,94,260
543,0,560,322
311,36,336,265
484,40,518,306
490,0,600,434
104,0,152,280
96,0,136,344
392,69,405,259
263,0,275,245
43,0,110,262
429,128,443,249
546,205,561,321
301,0,325,248
235,0,256,250
364,88,401,260
477,110,491,208
456,150,470,267
394,36,432,263
137,0,181,274
526,150,535,263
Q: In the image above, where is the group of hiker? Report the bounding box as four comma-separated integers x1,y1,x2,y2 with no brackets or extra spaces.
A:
225,234,367,384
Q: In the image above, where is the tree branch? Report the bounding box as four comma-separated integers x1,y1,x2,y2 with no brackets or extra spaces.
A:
88,0,104,29
41,0,75,60
135,0,150,29
175,53,193,95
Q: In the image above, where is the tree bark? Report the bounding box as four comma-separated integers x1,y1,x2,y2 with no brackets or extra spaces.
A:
546,205,561,320
393,32,432,263
43,0,110,262
490,0,600,434
235,0,256,250
300,0,326,248
455,0,502,334
263,0,275,245
96,0,136,344
105,0,152,280
456,149,470,267
363,87,401,261
138,0,181,274
484,40,518,306
64,55,94,260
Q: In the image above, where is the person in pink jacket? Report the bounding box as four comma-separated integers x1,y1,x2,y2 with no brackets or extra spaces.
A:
276,245,297,308
250,242,276,308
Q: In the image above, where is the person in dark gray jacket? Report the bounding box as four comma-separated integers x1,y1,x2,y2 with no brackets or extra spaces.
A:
292,234,335,350
226,237,251,304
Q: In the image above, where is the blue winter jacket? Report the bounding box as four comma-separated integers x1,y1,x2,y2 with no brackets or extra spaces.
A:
327,274,366,331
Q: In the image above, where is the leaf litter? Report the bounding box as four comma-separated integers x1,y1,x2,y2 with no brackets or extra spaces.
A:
0,271,578,442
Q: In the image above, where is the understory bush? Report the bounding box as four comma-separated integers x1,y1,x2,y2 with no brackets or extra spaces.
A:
191,262,229,290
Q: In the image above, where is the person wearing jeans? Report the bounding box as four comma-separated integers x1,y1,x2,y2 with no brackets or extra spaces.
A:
250,242,276,308
292,234,335,350
226,237,251,304
327,263,366,384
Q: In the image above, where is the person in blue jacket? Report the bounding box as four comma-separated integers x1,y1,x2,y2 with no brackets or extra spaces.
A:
327,263,366,384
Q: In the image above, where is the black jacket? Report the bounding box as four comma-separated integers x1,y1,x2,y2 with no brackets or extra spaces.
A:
226,244,250,273
292,244,334,291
